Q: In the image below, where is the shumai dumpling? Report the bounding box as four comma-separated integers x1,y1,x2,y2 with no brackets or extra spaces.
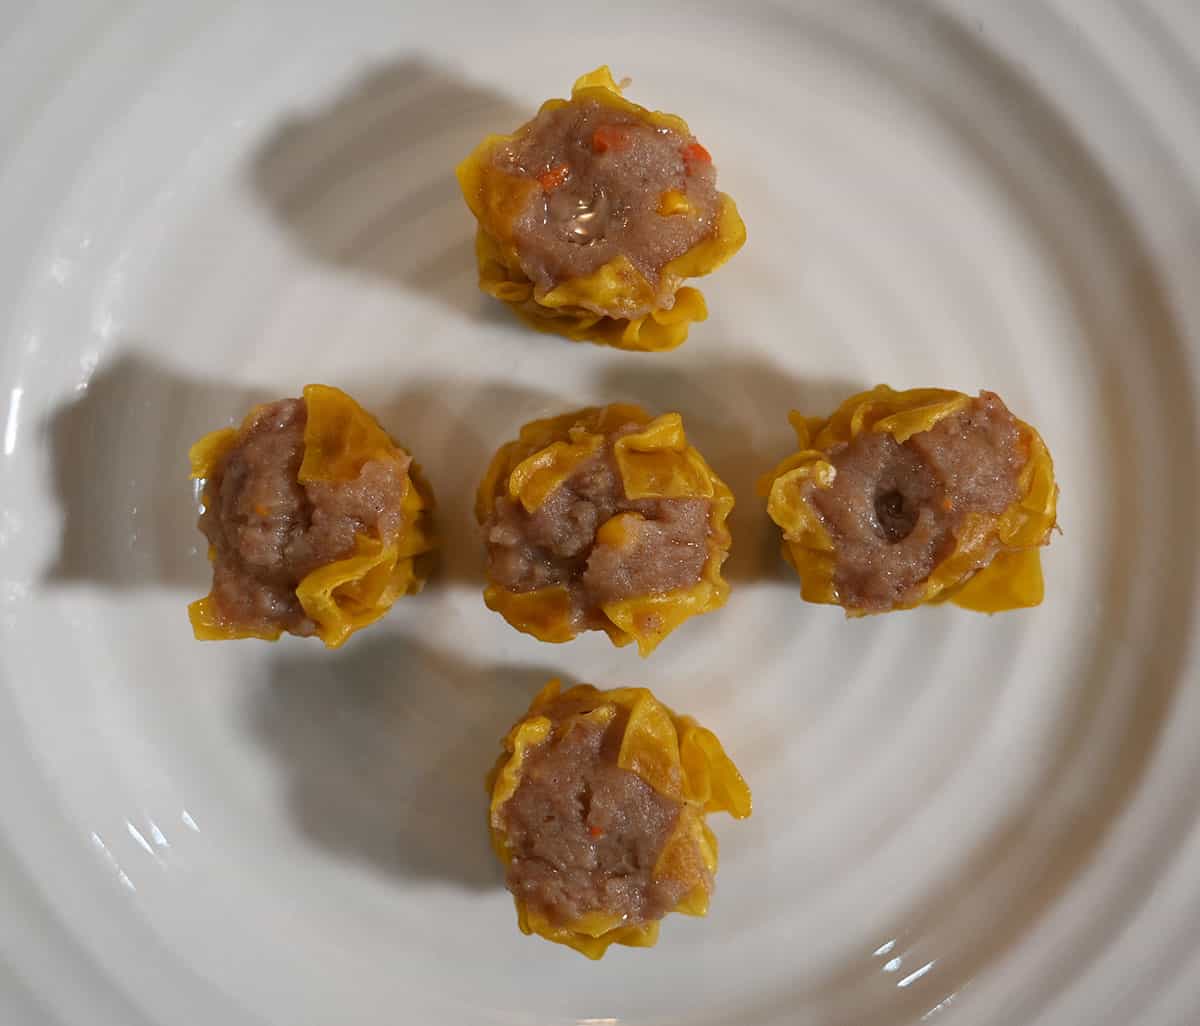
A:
477,403,733,655
488,680,751,958
761,385,1058,614
457,67,746,351
189,384,435,647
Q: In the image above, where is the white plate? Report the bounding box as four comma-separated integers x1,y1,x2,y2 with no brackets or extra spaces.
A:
2,2,1198,1024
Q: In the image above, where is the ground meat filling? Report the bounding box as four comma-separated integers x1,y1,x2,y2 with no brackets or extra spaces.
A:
493,99,721,301
810,392,1027,611
501,702,690,927
484,425,712,629
198,398,409,635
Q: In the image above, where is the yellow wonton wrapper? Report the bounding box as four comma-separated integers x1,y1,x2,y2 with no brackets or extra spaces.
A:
456,67,746,351
760,385,1058,614
488,680,751,958
477,404,733,654
188,384,436,647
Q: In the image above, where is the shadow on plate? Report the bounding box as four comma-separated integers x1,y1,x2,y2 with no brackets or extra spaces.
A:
249,633,559,891
249,56,526,326
41,350,270,591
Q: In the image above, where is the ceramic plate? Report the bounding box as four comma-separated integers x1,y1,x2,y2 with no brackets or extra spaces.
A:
2,2,1198,1024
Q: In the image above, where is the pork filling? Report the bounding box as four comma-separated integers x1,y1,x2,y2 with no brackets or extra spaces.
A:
810,392,1027,610
501,701,690,927
484,425,711,629
492,99,721,304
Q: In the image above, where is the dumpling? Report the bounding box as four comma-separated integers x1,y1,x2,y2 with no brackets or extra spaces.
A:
457,67,745,351
188,384,435,646
477,404,733,654
761,385,1058,613
488,680,751,958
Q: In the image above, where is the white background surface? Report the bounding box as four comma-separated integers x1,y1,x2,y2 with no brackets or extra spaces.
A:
1,2,1198,1024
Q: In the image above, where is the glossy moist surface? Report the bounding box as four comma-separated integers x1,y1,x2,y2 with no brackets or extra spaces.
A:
501,701,689,927
811,392,1027,610
198,398,408,635
483,424,711,629
493,99,720,299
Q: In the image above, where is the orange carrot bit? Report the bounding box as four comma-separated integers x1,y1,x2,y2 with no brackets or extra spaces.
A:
253,503,269,517
538,164,571,191
682,141,712,173
588,825,605,838
592,125,632,154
